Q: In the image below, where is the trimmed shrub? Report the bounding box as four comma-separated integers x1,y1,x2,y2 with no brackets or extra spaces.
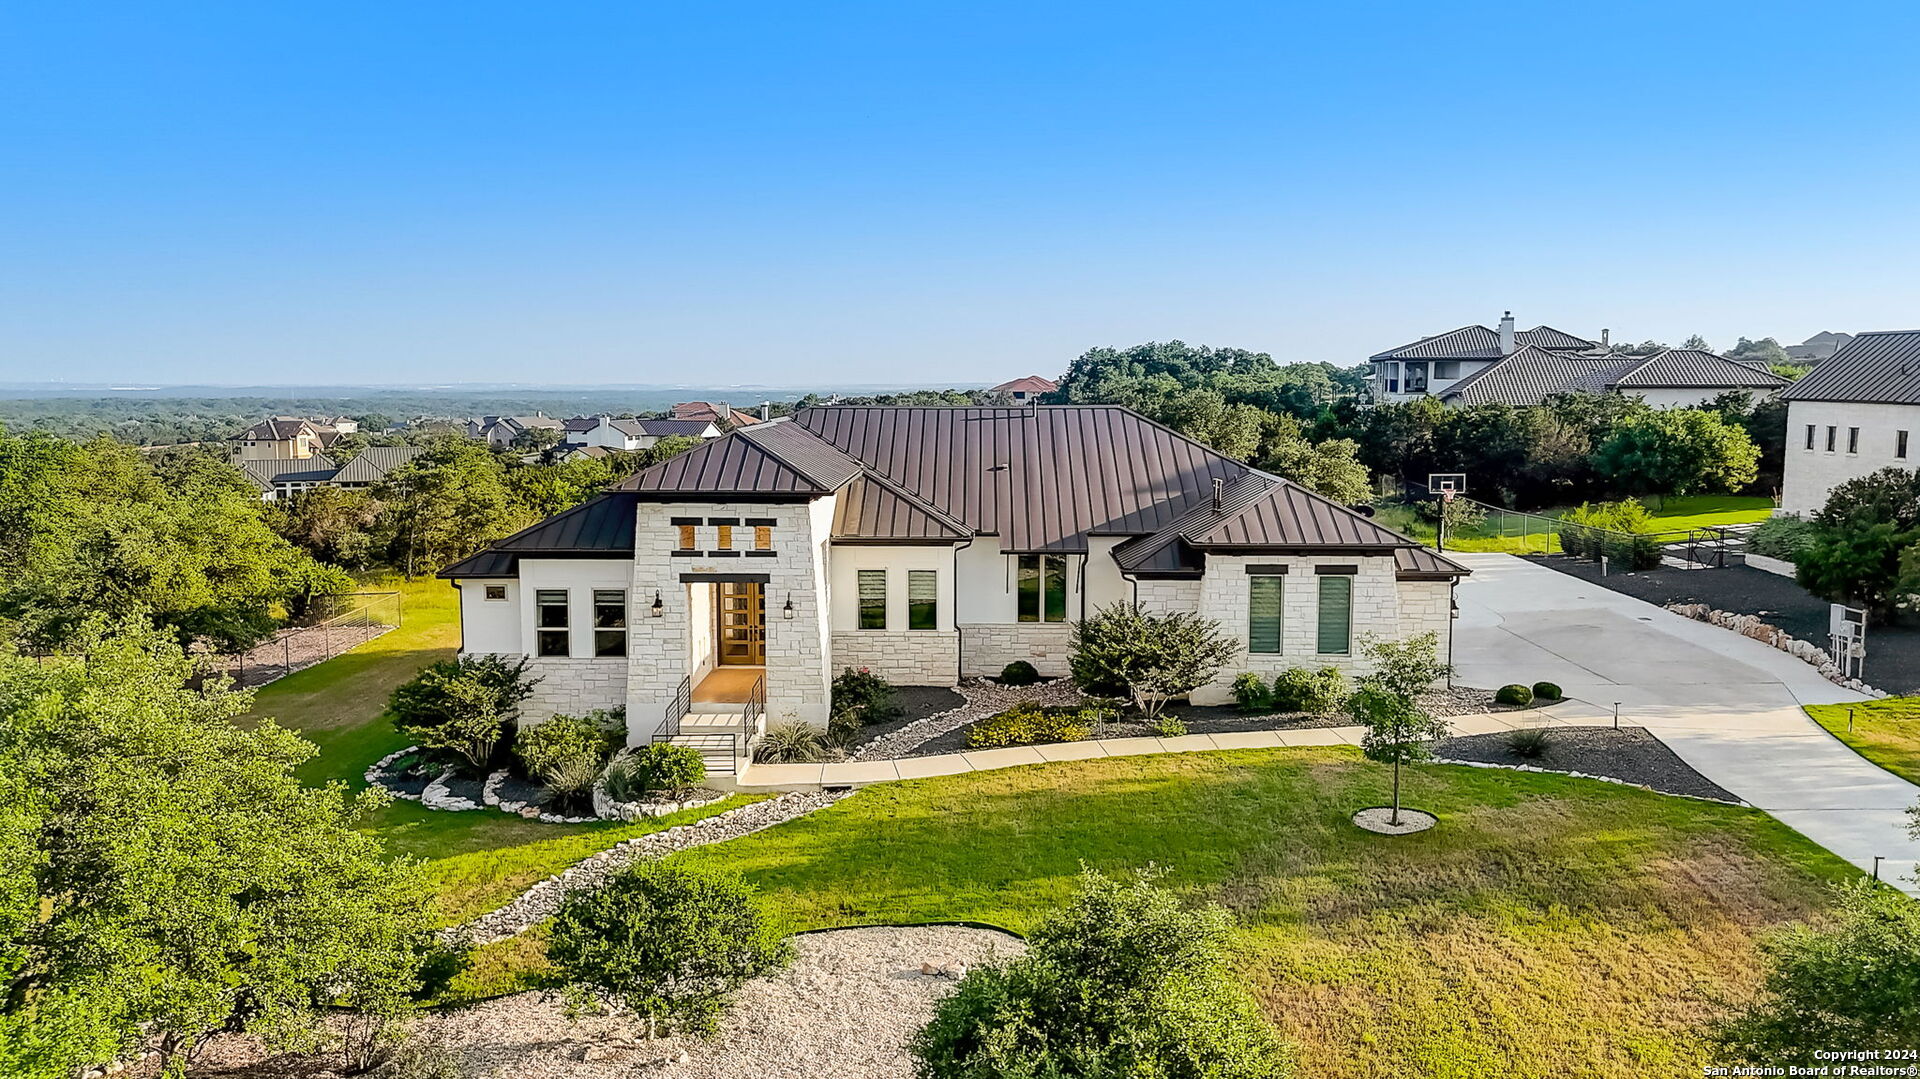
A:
1231,672,1273,712
967,701,1095,748
549,861,791,1037
1505,727,1552,759
1531,681,1563,701
1270,666,1349,714
753,720,837,764
1748,514,1812,561
627,743,706,792
1557,500,1663,570
913,867,1292,1079
516,711,621,779
388,653,538,772
999,660,1041,686
1494,683,1534,707
831,666,899,724
1068,603,1237,722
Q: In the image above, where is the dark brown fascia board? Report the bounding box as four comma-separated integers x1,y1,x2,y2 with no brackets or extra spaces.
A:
1193,544,1404,556
628,490,823,503
1396,571,1467,581
828,537,967,547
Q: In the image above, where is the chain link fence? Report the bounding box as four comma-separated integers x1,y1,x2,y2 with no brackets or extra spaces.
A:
215,591,403,688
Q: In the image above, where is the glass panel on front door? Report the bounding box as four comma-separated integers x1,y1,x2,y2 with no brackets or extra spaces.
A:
717,582,765,665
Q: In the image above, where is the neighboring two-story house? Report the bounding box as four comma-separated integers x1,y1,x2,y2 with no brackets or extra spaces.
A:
1779,329,1920,516
440,406,1467,770
568,416,722,452
1372,312,1785,408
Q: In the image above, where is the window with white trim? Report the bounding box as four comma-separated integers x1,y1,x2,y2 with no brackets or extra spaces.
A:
536,589,569,657
593,590,627,657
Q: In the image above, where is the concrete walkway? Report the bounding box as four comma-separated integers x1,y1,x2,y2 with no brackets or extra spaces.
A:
743,710,1547,790
1449,552,1919,893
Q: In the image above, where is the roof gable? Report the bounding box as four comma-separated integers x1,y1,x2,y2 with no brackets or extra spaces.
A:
1515,325,1598,350
331,444,426,484
1781,330,1920,406
1440,346,1627,406
832,472,971,542
1371,325,1502,361
615,419,857,498
1607,349,1788,390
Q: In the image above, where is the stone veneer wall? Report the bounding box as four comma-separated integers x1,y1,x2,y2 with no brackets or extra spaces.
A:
519,657,629,726
830,630,960,686
1186,553,1443,705
958,623,1075,677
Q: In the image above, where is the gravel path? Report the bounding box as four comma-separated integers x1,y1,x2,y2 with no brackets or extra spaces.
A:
423,926,1023,1079
450,791,850,945
848,678,1086,761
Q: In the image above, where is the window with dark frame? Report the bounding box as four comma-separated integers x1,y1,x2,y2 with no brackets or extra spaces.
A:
536,589,569,657
1315,575,1352,655
1848,427,1861,454
908,569,937,630
1900,431,1910,459
1805,423,1815,450
1248,574,1284,654
483,584,507,601
858,570,887,629
1826,426,1837,452
592,589,627,657
1017,554,1068,622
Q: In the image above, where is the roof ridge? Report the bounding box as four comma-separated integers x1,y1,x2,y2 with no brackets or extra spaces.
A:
733,421,853,492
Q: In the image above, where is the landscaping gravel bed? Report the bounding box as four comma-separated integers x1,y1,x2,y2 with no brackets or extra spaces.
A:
425,925,1024,1079
1434,725,1739,802
849,678,1085,761
840,685,967,754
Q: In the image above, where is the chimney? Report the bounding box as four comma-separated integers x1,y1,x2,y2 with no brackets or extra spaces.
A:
1600,328,1610,349
1498,311,1516,354
1212,477,1224,510
760,401,770,423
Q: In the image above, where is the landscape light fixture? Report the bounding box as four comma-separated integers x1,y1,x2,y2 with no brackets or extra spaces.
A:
783,595,794,620
650,591,663,618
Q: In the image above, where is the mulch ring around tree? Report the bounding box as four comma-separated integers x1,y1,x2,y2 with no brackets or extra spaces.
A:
1434,725,1740,803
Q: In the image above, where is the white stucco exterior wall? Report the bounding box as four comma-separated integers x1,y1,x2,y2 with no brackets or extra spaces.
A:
1622,387,1778,410
826,543,960,685
953,535,1085,677
1780,400,1920,515
512,558,637,723
455,578,521,654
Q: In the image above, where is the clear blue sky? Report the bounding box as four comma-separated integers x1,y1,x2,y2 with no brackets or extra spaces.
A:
3,1,1916,385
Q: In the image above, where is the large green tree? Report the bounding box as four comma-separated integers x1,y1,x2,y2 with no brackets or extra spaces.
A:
1589,409,1760,496
0,620,436,1078
1796,467,1920,619
0,434,343,652
374,437,530,576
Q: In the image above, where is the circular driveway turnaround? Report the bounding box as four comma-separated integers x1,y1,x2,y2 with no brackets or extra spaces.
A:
1452,553,1920,894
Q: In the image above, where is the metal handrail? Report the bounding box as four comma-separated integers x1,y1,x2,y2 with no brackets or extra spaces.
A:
740,675,766,758
658,675,692,740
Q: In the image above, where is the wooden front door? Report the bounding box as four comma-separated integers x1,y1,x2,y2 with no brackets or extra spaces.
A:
716,582,765,665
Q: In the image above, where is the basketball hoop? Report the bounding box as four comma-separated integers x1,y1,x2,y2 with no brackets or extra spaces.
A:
1442,489,1456,502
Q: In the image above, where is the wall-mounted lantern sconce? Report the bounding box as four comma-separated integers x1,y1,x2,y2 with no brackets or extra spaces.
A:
783,595,795,620
650,591,664,618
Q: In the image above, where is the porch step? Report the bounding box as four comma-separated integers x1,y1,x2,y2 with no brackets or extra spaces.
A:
654,733,741,775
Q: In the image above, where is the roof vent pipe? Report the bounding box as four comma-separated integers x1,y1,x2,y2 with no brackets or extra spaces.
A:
760,401,770,423
1212,477,1224,510
1498,311,1516,355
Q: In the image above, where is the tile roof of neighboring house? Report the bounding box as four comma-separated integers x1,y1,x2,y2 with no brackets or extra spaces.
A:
462,406,1467,576
671,401,763,427
563,416,602,433
439,493,639,578
236,417,321,441
1604,349,1788,390
1370,324,1598,362
564,445,615,459
331,444,427,485
1439,345,1629,406
237,455,339,490
1781,330,1920,405
990,375,1059,395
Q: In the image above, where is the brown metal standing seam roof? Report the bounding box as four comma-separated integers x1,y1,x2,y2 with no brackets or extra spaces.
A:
1781,330,1920,405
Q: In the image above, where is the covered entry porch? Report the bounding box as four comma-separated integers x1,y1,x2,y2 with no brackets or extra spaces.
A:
657,575,770,774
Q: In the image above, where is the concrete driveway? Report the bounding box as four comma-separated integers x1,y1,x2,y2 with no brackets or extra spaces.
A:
1452,553,1920,893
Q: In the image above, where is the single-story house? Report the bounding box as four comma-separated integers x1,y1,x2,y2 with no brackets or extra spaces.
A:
569,416,722,452
440,406,1467,767
238,455,339,501
1779,329,1920,515
990,375,1058,403
468,413,565,448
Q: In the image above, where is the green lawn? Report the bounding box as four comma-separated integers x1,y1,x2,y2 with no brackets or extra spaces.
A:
1377,495,1776,556
1629,494,1777,533
466,749,1850,1077
245,575,758,926
1807,697,1920,785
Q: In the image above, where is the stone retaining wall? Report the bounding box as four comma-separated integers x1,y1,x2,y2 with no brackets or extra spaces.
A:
1665,602,1884,696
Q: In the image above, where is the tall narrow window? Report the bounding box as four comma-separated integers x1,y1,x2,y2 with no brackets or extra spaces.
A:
1827,426,1838,452
593,589,627,657
714,524,733,550
1805,424,1816,450
1848,427,1861,454
1316,575,1352,655
677,524,697,550
536,589,569,657
1017,555,1069,622
1248,575,1284,654
908,569,938,630
1899,431,1910,459
755,526,772,550
858,570,887,630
